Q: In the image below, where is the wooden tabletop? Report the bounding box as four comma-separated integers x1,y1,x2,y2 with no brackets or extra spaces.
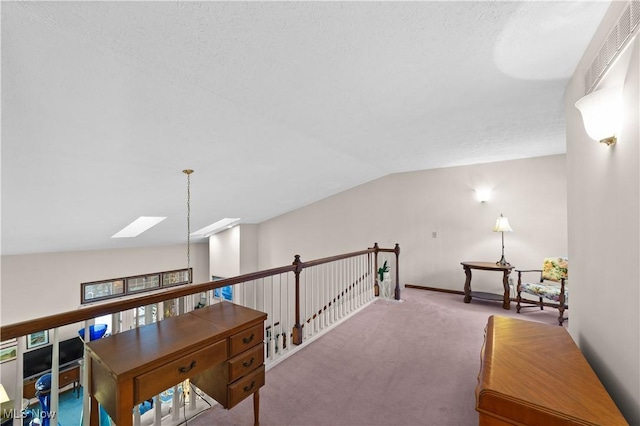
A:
86,302,266,379
461,261,514,271
476,316,627,425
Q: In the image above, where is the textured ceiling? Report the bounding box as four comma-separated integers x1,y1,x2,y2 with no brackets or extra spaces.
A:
1,1,609,255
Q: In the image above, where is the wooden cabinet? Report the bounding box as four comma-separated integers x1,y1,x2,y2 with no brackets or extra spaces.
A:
191,328,265,409
86,302,267,426
23,364,80,399
134,339,227,403
476,316,627,425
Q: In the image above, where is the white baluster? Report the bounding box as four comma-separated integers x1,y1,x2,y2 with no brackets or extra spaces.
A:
188,380,196,411
133,404,141,426
154,394,162,425
13,337,24,426
50,328,60,419
269,332,275,360
172,385,180,420
82,321,91,425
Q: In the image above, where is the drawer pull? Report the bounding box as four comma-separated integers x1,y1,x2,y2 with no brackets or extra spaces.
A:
242,333,255,344
178,360,196,374
242,357,255,368
243,380,256,392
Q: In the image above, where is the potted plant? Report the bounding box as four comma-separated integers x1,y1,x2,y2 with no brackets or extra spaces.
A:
378,260,389,281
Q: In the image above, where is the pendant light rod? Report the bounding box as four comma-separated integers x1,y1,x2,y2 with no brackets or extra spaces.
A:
183,169,194,278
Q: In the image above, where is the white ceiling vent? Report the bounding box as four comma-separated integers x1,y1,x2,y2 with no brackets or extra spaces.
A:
585,1,639,93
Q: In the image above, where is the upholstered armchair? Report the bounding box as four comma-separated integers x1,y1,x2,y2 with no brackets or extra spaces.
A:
516,257,568,326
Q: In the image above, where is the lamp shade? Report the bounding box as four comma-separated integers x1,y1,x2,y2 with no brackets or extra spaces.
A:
0,384,10,403
493,214,513,232
575,86,622,145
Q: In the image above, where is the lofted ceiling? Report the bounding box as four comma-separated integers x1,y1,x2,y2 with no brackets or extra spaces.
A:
1,1,609,256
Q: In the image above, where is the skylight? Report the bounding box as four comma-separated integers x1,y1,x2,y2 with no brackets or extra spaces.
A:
191,218,241,237
111,216,167,238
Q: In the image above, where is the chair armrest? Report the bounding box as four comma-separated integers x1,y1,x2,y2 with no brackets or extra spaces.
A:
516,269,544,288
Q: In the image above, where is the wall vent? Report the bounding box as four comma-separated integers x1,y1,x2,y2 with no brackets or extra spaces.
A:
584,1,639,94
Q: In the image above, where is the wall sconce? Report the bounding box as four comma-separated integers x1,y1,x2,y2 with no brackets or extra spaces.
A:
575,86,622,146
475,188,492,203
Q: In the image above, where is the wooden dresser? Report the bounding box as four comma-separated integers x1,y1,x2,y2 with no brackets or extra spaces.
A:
476,315,627,426
86,302,267,426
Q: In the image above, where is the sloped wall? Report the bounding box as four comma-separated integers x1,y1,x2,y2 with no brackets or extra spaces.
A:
257,155,567,296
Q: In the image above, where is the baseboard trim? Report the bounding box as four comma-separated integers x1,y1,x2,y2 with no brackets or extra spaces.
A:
405,285,464,295
404,284,559,308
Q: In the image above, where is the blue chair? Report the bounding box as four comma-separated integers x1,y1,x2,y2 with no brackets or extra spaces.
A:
78,324,107,341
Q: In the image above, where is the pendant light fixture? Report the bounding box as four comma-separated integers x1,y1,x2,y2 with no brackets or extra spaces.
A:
183,169,194,282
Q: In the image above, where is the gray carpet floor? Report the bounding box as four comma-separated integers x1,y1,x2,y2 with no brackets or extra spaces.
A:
190,287,560,426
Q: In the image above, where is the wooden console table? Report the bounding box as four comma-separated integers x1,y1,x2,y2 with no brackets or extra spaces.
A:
476,316,627,425
86,302,267,426
462,262,513,310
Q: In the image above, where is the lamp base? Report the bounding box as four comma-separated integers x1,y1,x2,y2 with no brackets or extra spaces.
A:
496,256,510,267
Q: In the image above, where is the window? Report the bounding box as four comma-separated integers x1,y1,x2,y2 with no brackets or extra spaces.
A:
162,269,191,287
81,279,125,304
81,268,191,304
127,274,160,294
212,275,233,301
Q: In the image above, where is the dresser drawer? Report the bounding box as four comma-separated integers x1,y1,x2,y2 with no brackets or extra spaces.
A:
229,323,263,357
228,343,264,382
60,366,79,387
135,339,227,403
228,365,265,409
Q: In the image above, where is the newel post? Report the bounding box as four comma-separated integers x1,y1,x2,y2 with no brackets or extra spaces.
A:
394,243,401,300
292,255,304,345
373,243,380,297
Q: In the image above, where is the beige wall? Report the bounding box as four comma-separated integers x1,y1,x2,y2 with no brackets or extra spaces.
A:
1,242,209,324
0,242,209,398
239,224,259,275
209,226,241,279
257,155,568,296
566,2,640,423
208,223,259,278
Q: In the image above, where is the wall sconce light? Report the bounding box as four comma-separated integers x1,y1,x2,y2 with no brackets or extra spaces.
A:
475,188,491,203
575,86,622,146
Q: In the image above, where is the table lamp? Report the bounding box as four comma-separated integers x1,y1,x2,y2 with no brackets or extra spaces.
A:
493,213,513,266
0,383,9,404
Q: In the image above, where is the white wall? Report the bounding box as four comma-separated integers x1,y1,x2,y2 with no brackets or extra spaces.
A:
208,224,259,278
239,224,259,275
566,2,640,423
257,155,567,296
1,242,209,324
209,226,241,279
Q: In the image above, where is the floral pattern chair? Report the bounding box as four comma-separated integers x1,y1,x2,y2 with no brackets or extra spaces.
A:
516,257,568,326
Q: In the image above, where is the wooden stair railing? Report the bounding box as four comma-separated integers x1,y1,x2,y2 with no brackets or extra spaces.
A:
1,243,400,342
0,243,400,425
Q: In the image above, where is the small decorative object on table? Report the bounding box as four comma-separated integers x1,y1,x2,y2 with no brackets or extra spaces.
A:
378,260,389,281
378,261,392,298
